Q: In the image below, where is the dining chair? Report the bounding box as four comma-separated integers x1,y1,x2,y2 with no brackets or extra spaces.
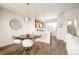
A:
22,39,34,55
13,36,22,51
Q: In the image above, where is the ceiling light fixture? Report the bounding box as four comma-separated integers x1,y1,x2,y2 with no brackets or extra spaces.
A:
26,3,31,21
24,3,31,22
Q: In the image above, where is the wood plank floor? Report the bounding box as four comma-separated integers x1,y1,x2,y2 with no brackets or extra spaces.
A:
0,39,68,55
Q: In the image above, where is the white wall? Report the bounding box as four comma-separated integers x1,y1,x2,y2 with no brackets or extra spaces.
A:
77,19,79,38
0,8,35,47
57,8,79,54
64,8,79,38
64,8,79,55
57,12,67,42
57,8,79,40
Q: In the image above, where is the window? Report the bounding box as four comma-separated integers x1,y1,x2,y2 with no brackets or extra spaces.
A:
46,23,57,32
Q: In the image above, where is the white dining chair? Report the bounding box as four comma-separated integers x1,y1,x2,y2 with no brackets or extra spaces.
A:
13,36,21,49
22,39,34,54
14,39,22,44
13,36,22,44
14,39,22,51
22,39,33,48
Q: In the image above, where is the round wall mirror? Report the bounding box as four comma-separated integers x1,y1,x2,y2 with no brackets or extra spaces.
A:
9,19,22,30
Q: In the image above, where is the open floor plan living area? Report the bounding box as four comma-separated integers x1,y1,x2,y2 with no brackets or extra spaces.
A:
0,3,79,55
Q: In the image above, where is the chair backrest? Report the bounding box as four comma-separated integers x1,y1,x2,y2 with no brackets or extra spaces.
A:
22,39,33,47
14,39,21,44
13,36,22,44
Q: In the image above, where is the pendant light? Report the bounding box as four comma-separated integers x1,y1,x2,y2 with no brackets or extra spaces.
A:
26,3,31,21
24,3,31,22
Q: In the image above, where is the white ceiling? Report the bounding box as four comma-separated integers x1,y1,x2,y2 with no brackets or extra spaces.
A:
0,3,79,20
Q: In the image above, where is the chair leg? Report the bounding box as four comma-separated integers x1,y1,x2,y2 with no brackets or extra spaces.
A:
23,47,25,55
23,51,26,55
